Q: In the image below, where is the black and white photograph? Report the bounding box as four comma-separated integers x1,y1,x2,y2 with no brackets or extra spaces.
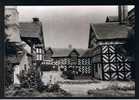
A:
4,5,135,97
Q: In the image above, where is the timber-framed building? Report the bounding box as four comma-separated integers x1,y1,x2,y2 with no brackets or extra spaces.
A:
85,6,135,80
19,18,45,67
41,47,93,79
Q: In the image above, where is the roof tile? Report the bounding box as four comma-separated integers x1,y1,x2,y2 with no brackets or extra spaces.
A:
45,48,86,57
91,23,131,40
19,22,42,39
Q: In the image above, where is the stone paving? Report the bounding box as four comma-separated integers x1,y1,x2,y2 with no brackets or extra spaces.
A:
42,71,135,96
59,81,135,96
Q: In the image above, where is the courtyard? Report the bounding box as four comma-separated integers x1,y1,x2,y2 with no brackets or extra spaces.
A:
41,71,135,97
4,6,135,98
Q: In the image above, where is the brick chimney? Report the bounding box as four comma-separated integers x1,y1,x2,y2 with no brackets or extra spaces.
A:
118,5,128,24
32,17,39,23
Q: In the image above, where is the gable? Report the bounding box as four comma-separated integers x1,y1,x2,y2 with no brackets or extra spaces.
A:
69,49,80,57
70,51,78,56
45,48,53,55
88,24,97,48
90,24,96,38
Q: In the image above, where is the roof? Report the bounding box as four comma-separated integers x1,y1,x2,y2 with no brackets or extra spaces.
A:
69,49,80,56
19,22,42,39
106,16,119,22
91,23,131,40
82,48,94,57
45,48,86,57
45,48,54,54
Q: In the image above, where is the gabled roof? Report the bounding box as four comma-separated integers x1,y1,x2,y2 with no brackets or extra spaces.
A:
45,48,86,57
68,49,80,57
90,23,131,40
106,16,119,22
19,22,42,39
45,47,54,54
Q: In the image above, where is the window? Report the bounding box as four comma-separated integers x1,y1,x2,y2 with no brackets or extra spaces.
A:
36,48,39,53
39,48,42,53
40,55,42,60
36,55,39,60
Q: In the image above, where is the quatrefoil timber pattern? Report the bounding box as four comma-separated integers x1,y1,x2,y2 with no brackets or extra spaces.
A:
101,45,133,80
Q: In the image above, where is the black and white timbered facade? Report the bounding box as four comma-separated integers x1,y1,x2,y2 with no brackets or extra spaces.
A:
86,6,135,80
19,18,45,66
41,48,93,79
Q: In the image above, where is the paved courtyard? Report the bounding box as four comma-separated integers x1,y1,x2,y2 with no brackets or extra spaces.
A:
59,81,135,96
42,71,135,96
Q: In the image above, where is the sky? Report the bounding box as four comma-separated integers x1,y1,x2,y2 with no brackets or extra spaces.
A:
17,6,134,49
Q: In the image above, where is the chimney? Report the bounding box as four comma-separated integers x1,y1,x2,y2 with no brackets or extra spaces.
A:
118,5,128,24
32,17,39,23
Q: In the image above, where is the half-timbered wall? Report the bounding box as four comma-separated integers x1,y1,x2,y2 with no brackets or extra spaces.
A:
92,46,102,79
93,42,134,80
41,57,93,79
